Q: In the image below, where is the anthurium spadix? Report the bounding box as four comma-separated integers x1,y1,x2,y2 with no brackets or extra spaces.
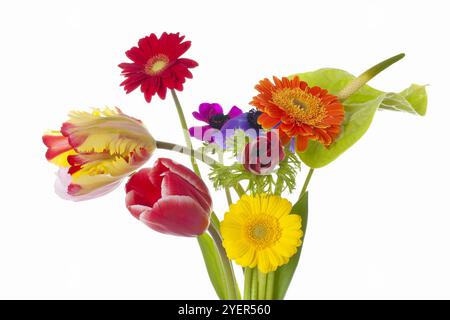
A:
43,107,156,201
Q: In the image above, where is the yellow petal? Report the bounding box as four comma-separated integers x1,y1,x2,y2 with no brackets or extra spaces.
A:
49,149,77,167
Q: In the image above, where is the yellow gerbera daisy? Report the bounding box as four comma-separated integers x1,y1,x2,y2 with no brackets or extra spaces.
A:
220,194,303,273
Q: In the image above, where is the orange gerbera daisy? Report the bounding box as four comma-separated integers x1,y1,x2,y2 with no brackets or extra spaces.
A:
250,76,345,152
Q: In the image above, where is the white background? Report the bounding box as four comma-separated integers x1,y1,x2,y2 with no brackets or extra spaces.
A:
0,0,449,300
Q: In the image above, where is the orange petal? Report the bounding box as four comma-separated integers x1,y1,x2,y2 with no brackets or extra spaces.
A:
278,130,292,145
309,86,321,96
295,136,309,152
258,113,280,128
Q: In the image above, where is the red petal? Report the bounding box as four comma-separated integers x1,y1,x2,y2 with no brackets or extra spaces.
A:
157,84,167,99
122,79,143,93
60,122,88,148
126,195,151,219
67,183,82,195
42,134,73,160
125,168,162,208
118,62,144,73
158,158,211,202
177,58,199,68
166,34,191,59
161,171,211,213
138,36,154,56
140,195,210,237
125,47,148,65
141,78,158,102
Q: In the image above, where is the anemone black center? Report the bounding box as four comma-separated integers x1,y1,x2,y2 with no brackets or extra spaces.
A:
247,109,263,130
208,114,230,129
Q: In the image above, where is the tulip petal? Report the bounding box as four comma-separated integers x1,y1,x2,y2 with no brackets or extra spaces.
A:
161,171,211,213
126,200,151,220
61,107,155,156
158,158,211,205
125,168,162,208
139,195,210,236
44,107,155,201
55,168,121,201
42,132,77,167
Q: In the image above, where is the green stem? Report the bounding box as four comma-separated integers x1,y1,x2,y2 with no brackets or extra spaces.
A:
234,183,245,197
265,272,275,300
170,89,201,176
299,168,314,200
170,90,240,300
225,187,233,206
257,270,267,300
337,53,405,101
251,269,258,300
208,224,240,300
244,268,252,300
274,175,283,195
170,92,221,229
156,140,246,199
156,140,218,166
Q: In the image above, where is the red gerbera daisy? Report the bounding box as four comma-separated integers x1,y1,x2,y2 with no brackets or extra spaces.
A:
119,32,198,103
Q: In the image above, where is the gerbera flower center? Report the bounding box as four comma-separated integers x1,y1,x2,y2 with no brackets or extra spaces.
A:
272,88,327,126
145,54,170,75
208,114,230,129
245,215,281,249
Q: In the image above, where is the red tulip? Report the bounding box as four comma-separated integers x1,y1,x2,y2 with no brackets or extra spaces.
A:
241,131,285,175
125,158,212,237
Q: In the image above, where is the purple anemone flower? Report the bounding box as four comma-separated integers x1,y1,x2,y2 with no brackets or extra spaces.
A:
219,109,263,148
189,103,243,142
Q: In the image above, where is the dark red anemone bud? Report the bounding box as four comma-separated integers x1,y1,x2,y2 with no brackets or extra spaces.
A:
241,131,285,175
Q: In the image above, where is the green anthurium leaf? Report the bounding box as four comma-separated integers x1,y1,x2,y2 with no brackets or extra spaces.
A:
289,69,427,168
299,95,385,168
381,84,428,116
273,192,308,300
197,234,227,300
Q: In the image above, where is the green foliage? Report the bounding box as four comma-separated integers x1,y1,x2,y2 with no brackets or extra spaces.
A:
197,234,227,300
381,84,427,116
209,151,301,195
273,192,309,300
276,151,302,194
290,68,428,168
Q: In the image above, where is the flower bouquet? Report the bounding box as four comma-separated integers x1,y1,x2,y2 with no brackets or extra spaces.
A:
43,32,427,300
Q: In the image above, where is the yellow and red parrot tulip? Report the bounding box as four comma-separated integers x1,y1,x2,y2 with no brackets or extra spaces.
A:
43,107,156,201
